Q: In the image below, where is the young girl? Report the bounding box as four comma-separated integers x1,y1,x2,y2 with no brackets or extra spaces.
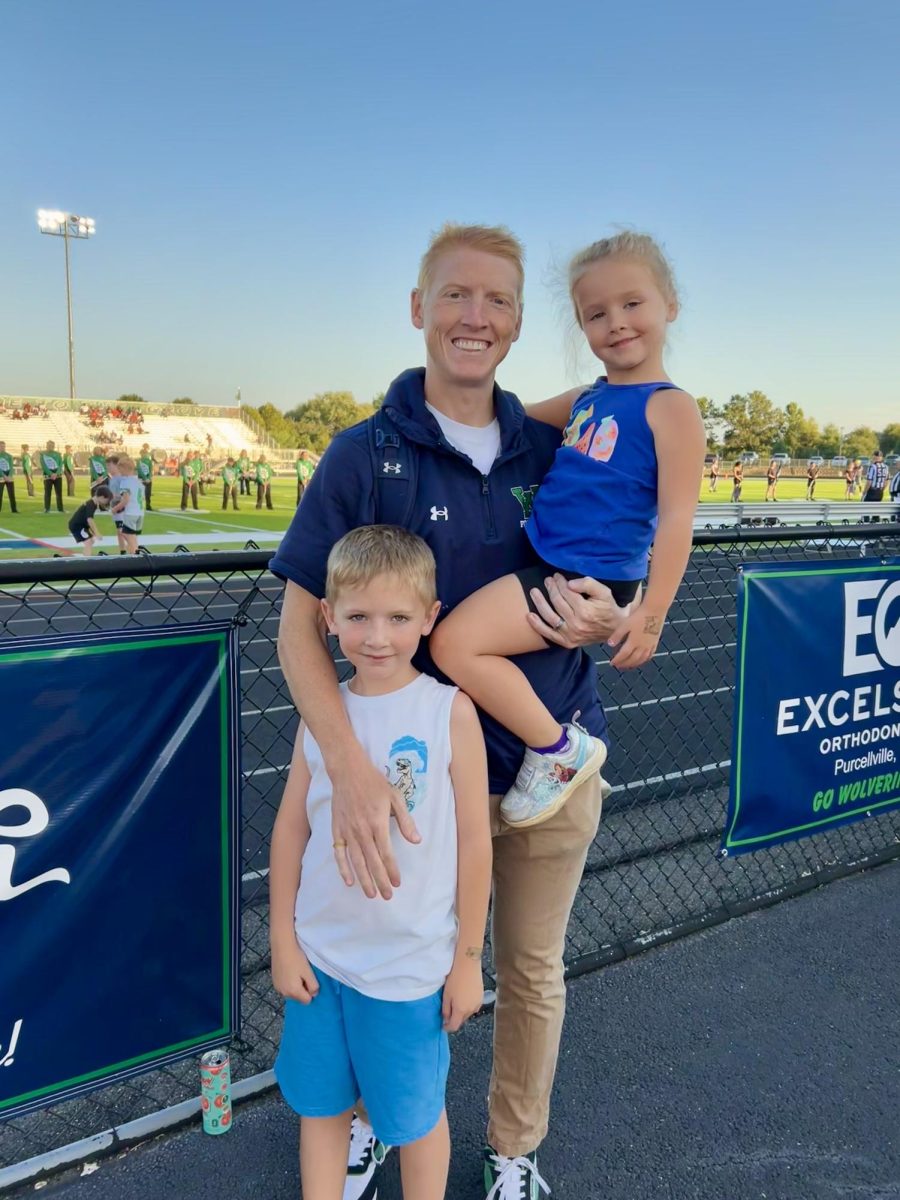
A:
806,461,819,500
765,458,779,501
431,231,705,829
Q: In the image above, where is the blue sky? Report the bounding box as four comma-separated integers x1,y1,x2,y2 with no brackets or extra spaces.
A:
3,0,898,430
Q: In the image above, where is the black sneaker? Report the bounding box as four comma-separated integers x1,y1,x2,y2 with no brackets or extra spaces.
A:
483,1146,550,1198
344,1114,390,1200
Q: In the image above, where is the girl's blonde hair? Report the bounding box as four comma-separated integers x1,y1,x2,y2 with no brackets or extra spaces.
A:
568,231,679,323
326,525,437,607
418,223,525,306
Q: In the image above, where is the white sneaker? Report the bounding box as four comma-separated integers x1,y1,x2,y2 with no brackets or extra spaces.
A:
500,722,607,829
483,1147,550,1198
343,1114,390,1200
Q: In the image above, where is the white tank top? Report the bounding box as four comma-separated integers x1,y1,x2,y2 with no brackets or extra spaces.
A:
295,673,459,1001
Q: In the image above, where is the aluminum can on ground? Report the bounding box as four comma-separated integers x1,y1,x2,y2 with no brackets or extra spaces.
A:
200,1048,232,1135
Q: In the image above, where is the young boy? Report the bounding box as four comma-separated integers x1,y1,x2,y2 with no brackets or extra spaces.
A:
104,455,127,552
111,456,145,554
68,485,112,555
270,525,491,1200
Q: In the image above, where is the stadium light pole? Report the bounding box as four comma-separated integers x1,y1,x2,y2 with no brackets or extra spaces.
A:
37,209,96,400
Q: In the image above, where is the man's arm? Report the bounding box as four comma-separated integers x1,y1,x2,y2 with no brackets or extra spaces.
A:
277,580,420,900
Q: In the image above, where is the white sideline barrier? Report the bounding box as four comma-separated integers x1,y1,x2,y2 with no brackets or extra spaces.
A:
693,500,899,530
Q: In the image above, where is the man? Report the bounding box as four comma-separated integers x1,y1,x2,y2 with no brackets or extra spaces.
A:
180,453,199,510
863,450,888,502
89,447,108,493
221,457,240,510
62,445,76,497
0,442,18,512
238,448,252,495
137,445,155,510
271,224,625,1200
39,441,64,513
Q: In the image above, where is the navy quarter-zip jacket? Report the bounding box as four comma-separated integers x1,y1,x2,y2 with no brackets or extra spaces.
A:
270,368,608,793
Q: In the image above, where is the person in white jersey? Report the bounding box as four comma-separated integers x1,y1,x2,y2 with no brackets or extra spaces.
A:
270,525,491,1200
110,456,145,554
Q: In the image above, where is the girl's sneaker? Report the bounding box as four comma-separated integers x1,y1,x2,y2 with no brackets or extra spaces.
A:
500,722,607,829
344,1114,390,1200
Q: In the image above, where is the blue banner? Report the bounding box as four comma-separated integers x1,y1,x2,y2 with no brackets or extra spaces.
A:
0,624,241,1121
724,559,900,855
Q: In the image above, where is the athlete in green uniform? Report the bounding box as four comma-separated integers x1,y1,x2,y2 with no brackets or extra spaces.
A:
137,445,154,511
255,455,273,510
221,458,240,510
20,445,34,497
180,454,199,510
63,445,76,497
238,449,251,496
89,449,109,495
0,442,18,512
295,449,317,506
192,453,206,496
39,441,64,512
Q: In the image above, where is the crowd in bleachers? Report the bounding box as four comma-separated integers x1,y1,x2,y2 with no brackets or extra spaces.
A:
0,400,50,420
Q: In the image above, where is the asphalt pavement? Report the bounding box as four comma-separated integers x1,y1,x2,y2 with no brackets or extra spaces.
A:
22,858,900,1200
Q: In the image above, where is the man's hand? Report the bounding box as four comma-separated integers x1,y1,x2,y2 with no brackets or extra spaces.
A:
442,956,484,1032
329,745,421,901
271,939,319,1004
608,606,663,669
526,573,637,647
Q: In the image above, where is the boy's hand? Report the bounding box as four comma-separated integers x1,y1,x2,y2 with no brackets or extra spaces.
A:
442,957,484,1032
271,940,319,1004
608,606,664,670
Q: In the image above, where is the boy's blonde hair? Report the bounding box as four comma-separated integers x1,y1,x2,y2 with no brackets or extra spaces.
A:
326,525,437,607
117,455,135,472
418,222,525,305
568,231,679,322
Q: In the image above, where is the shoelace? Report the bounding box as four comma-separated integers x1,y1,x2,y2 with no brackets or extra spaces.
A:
347,1115,374,1168
485,1152,550,1199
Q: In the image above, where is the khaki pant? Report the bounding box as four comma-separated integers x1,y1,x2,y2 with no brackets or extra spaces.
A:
488,773,603,1156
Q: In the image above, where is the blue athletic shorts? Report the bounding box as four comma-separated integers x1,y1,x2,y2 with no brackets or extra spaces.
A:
274,965,449,1146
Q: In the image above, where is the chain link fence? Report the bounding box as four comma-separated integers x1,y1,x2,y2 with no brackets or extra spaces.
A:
3,527,900,1181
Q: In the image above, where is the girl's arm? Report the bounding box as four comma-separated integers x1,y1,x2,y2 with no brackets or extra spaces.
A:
609,390,706,670
525,385,588,430
269,723,319,1003
442,692,492,1033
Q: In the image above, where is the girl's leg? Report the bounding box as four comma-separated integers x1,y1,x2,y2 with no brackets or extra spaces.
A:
299,1108,354,1200
399,1109,450,1200
430,574,562,748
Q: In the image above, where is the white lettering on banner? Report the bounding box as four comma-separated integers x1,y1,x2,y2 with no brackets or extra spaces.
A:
843,579,900,676
777,683,900,737
0,789,71,902
0,1019,23,1067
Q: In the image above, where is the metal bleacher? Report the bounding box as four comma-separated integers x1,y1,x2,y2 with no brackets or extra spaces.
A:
693,499,899,530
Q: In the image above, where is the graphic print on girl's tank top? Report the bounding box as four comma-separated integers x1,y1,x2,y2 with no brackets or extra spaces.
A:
563,403,620,463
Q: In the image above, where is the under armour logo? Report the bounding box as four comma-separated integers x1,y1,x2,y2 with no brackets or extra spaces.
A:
382,461,401,475
430,506,448,521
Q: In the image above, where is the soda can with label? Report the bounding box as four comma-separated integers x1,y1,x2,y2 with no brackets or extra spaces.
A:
200,1048,232,1135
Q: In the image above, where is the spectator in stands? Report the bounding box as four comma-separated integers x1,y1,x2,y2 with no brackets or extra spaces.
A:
863,451,888,502
20,445,34,496
137,445,155,511
238,449,252,495
39,441,64,513
180,453,199,510
0,442,18,513
63,445,76,497
206,432,214,452
221,457,240,510
295,449,318,506
255,454,274,510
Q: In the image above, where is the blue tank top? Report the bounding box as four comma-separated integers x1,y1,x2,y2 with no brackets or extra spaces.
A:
525,378,678,580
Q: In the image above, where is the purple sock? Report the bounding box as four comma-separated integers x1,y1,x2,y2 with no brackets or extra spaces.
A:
530,730,569,755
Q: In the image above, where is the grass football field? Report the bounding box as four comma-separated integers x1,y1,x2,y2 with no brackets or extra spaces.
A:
0,472,868,562
0,475,299,560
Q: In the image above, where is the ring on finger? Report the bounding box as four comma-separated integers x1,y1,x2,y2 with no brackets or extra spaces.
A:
555,617,566,630
333,839,348,849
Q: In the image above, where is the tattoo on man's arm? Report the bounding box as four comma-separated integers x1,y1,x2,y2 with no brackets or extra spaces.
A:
643,616,662,635
464,946,483,960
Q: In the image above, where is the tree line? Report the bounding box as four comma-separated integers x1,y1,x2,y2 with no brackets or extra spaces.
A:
244,392,382,453
699,392,899,460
